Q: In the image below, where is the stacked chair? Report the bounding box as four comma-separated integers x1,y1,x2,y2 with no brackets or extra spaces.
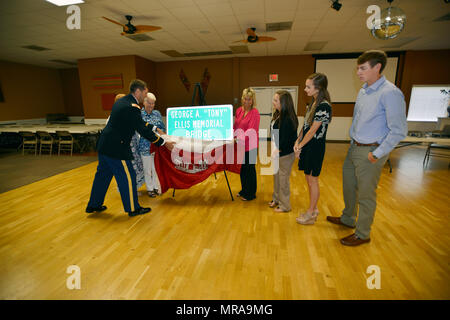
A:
55,131,74,156
19,131,38,155
36,131,54,155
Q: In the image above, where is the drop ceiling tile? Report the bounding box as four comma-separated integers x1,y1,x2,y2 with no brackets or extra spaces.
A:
235,13,265,25
295,8,328,20
290,27,317,36
160,0,196,8
265,11,296,23
291,18,320,30
265,0,299,12
199,3,235,17
124,0,166,11
194,0,224,4
37,7,71,23
169,7,206,20
92,0,141,17
182,19,214,30
208,15,239,27
230,0,264,14
266,30,291,39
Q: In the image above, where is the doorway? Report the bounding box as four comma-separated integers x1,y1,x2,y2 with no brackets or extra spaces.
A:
250,86,298,139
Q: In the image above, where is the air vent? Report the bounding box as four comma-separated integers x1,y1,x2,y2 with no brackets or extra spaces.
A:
229,45,249,54
49,59,77,66
304,41,327,51
21,45,51,51
433,13,450,21
161,50,185,57
266,21,293,32
184,50,232,57
125,34,154,41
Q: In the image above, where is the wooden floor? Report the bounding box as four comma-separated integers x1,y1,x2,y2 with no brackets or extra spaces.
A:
0,143,448,300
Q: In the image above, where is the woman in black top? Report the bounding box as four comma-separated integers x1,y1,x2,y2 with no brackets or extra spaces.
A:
295,73,332,225
269,90,299,212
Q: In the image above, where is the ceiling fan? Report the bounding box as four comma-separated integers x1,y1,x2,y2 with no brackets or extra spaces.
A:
234,28,276,43
102,15,161,36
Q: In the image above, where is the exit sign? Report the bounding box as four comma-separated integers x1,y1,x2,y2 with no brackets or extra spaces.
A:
269,74,278,82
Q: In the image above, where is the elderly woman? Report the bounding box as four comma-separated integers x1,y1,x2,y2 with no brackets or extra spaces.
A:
138,92,166,197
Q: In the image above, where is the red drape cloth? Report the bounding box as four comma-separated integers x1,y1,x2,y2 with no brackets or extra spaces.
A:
153,142,243,194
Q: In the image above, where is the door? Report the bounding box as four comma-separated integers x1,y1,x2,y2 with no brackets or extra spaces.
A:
252,87,273,139
251,86,298,139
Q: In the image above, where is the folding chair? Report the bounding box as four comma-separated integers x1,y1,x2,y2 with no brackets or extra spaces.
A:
56,131,74,156
36,131,54,155
19,131,38,155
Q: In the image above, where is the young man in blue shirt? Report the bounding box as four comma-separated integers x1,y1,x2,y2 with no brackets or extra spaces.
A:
327,50,407,246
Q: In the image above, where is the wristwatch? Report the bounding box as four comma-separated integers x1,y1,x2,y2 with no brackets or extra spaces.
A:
372,154,378,159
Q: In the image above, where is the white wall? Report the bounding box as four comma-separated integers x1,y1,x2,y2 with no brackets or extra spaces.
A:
84,118,108,125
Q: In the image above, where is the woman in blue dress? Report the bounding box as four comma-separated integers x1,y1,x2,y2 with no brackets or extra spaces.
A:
138,92,166,197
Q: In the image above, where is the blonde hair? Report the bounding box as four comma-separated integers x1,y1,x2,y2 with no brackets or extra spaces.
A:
241,88,256,108
114,93,126,102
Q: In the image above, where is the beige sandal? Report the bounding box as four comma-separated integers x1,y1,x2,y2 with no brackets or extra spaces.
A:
296,211,319,225
268,200,278,208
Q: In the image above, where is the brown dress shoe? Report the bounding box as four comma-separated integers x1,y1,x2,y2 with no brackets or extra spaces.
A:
326,216,355,229
340,233,371,246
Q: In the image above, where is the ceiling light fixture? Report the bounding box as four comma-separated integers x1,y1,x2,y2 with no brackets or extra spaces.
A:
371,0,406,40
331,0,342,11
45,0,84,6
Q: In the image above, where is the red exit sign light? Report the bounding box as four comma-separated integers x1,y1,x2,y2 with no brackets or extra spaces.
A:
269,74,278,82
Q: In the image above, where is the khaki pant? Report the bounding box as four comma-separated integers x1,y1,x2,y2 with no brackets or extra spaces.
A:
272,153,295,211
340,144,388,239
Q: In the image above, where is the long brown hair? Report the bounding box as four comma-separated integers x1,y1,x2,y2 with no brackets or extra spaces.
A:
306,73,331,126
272,90,298,130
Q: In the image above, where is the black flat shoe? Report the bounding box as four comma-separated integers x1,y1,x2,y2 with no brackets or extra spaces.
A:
86,205,107,213
128,207,151,217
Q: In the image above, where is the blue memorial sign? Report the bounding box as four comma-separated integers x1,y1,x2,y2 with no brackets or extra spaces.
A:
166,104,233,140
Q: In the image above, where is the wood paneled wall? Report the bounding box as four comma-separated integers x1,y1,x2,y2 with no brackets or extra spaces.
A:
77,55,138,119
400,50,450,109
1,49,449,121
59,68,84,116
0,60,65,121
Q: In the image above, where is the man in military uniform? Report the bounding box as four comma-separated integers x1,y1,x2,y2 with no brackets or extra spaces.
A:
86,79,175,217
